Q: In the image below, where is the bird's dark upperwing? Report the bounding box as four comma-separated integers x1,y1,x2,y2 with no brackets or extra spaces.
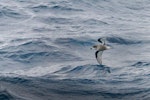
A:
98,38,105,45
95,51,103,64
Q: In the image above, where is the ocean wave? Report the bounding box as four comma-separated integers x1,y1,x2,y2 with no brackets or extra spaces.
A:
1,38,81,64
54,37,94,48
1,76,150,100
5,50,80,64
31,4,83,13
53,64,111,79
0,90,25,100
1,7,30,19
82,18,108,25
0,77,30,84
42,17,73,24
132,61,150,67
106,36,141,45
51,5,83,11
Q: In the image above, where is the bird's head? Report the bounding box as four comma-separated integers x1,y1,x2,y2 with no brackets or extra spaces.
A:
93,45,97,49
91,45,97,50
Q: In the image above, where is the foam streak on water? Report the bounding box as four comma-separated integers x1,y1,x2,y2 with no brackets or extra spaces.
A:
0,0,150,100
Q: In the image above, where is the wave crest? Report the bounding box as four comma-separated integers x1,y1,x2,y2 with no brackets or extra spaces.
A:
106,36,141,45
53,64,111,79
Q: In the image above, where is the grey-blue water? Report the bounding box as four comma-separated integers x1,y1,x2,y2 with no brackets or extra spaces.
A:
0,0,150,100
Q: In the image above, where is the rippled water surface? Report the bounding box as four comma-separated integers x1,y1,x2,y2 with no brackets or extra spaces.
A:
0,0,150,100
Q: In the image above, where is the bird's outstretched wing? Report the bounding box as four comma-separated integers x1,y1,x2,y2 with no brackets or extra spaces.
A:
95,51,103,64
98,38,106,45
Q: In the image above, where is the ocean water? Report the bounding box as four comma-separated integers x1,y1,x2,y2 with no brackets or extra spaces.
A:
0,0,150,100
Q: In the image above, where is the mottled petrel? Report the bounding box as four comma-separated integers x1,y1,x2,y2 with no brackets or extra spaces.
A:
92,38,110,64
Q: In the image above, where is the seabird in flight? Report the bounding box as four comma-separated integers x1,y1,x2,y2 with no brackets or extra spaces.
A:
92,38,110,65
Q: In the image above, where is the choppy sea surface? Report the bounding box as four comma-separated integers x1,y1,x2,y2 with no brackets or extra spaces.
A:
0,0,150,100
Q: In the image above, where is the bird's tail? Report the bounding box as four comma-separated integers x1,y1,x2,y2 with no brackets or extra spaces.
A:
106,45,112,50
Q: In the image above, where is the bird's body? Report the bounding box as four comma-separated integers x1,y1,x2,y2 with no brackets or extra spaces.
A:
93,44,109,51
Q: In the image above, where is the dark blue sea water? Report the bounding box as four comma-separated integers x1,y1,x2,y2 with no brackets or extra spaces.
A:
0,0,150,100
